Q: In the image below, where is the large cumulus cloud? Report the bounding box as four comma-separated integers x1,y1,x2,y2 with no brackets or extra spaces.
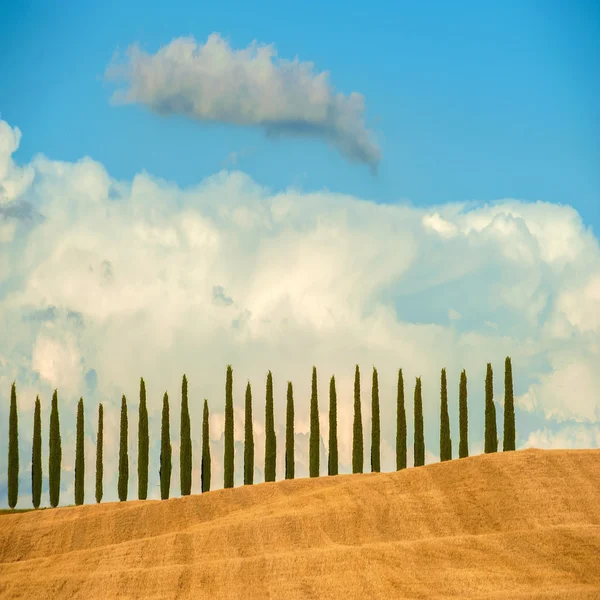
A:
1,119,599,508
105,34,381,171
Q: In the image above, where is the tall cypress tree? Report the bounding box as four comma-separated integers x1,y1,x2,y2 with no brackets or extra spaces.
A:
414,377,425,467
503,357,516,451
264,371,276,483
118,395,129,502
371,367,381,473
180,374,192,496
49,389,62,508
440,369,452,462
224,365,234,489
396,369,407,470
75,397,85,506
484,363,498,453
201,399,211,493
328,375,338,476
8,382,18,509
285,382,295,480
160,392,172,500
244,382,254,485
95,403,103,504
309,366,319,478
138,377,149,500
32,396,42,509
352,365,364,474
459,370,469,458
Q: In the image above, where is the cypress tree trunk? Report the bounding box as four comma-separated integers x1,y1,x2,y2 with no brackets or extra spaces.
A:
285,382,295,480
414,377,425,467
352,365,364,474
118,395,129,502
371,367,381,473
459,370,469,458
440,369,452,461
138,377,149,500
328,375,338,476
309,366,319,478
75,397,85,506
224,365,234,489
160,392,172,499
484,363,498,453
201,399,211,493
244,382,254,485
95,403,103,504
503,357,516,451
49,389,62,508
32,396,42,509
396,369,407,470
180,374,192,496
264,371,276,483
8,382,18,509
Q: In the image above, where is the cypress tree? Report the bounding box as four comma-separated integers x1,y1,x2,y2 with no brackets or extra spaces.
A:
285,382,295,480
396,369,407,470
459,370,469,458
352,365,364,474
371,367,381,473
49,389,62,508
75,397,85,506
8,382,18,509
244,382,254,485
328,375,338,476
264,371,276,483
201,399,211,493
224,365,234,489
414,377,425,467
484,363,498,453
309,366,319,478
440,369,452,461
95,403,103,504
160,392,172,499
503,357,516,451
138,377,149,500
118,395,129,502
32,396,42,509
180,374,192,496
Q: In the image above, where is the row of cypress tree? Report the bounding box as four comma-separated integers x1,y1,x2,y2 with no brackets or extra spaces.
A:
5,358,516,508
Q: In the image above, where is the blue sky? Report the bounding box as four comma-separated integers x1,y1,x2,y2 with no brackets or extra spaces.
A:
1,1,600,507
1,0,598,229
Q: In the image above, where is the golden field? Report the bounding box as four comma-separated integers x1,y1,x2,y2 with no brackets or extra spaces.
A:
1,448,599,599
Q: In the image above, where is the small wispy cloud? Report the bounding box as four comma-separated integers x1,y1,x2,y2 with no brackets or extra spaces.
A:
105,34,382,172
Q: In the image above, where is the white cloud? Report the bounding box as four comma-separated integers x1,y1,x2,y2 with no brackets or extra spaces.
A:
0,121,34,204
105,34,381,170
1,118,599,508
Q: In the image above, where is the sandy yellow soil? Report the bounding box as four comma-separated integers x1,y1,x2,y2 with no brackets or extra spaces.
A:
1,448,599,599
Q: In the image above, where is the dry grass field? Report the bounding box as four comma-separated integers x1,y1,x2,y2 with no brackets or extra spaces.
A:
1,448,599,599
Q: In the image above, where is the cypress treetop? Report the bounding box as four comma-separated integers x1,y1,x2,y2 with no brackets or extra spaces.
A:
264,371,276,483
440,368,452,462
49,389,62,508
484,363,498,453
138,377,149,500
503,357,516,451
414,377,425,467
224,365,234,489
180,374,192,496
160,391,172,500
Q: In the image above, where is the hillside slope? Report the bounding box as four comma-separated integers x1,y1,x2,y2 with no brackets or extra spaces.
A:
1,448,599,599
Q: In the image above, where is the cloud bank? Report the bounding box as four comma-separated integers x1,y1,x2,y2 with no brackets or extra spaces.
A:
105,34,381,171
1,119,600,508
